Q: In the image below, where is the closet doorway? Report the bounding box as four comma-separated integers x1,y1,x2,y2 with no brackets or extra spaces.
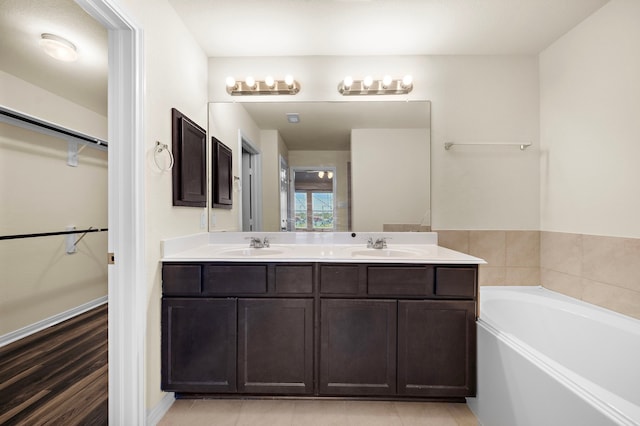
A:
0,0,144,422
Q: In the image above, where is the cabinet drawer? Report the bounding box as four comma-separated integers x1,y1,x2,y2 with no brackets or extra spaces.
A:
162,264,201,295
367,266,434,296
275,265,314,294
203,264,267,294
320,265,360,294
435,267,477,298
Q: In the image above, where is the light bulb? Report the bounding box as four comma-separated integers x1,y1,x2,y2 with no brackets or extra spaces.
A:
284,74,294,87
318,171,325,178
245,76,256,88
363,75,373,89
402,74,413,88
343,76,353,89
382,75,393,88
327,171,334,179
265,75,275,88
225,76,237,88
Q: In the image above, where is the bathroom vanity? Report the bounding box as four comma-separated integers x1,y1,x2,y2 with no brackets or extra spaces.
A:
160,233,484,401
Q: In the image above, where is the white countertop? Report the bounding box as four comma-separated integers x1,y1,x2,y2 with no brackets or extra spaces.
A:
161,232,486,265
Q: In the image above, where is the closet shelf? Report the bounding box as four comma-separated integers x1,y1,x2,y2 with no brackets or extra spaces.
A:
0,228,108,241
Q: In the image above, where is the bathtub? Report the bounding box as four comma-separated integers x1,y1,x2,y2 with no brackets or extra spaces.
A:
468,286,640,426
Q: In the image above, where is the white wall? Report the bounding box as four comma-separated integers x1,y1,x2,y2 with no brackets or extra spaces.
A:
120,0,209,410
540,0,640,238
208,55,540,231
208,102,262,231
0,73,108,336
351,129,429,231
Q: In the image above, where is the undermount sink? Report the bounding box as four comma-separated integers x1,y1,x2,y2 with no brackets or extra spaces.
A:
218,248,285,257
350,248,422,258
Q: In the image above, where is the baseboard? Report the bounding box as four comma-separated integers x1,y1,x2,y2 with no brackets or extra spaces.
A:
147,392,175,425
0,295,108,348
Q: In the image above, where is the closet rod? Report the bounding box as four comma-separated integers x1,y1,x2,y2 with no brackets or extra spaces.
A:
0,228,108,241
0,106,108,151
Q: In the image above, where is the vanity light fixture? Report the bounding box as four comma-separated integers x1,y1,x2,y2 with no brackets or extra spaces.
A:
226,75,300,95
39,33,78,62
315,170,333,179
338,75,413,95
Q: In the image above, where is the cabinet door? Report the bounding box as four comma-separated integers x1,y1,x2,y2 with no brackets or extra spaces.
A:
212,136,233,208
172,109,206,207
397,300,476,397
320,299,397,396
238,298,314,394
161,298,237,392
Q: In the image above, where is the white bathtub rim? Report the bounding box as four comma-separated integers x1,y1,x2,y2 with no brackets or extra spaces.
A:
478,319,639,426
481,286,640,336
478,286,640,426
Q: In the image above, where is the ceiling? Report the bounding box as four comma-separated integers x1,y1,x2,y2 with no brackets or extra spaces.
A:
0,0,609,119
0,0,108,116
239,101,430,151
168,0,609,57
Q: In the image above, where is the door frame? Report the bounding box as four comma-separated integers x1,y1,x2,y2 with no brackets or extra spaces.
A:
290,167,338,232
75,0,145,424
237,130,262,231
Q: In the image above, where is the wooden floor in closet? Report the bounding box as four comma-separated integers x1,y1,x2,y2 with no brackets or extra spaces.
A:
0,303,108,425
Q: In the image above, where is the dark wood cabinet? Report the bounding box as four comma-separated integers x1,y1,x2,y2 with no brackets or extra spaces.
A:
161,298,236,392
320,299,397,396
212,136,233,209
397,300,476,397
171,108,206,207
238,298,314,394
161,261,478,400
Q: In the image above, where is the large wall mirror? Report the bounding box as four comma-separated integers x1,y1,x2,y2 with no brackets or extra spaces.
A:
208,101,431,233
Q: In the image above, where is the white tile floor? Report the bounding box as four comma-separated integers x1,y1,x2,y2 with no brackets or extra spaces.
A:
159,399,479,426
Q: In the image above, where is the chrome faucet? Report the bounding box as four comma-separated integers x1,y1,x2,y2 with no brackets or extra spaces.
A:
249,237,270,248
367,237,387,249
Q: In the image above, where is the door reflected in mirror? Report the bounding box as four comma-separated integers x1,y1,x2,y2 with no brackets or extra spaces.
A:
208,101,431,233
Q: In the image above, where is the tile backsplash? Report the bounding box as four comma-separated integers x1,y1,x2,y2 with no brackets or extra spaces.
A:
436,230,540,287
435,229,640,320
541,232,640,320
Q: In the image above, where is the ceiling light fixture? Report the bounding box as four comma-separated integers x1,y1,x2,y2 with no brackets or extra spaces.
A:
338,74,414,96
226,75,300,95
39,33,78,62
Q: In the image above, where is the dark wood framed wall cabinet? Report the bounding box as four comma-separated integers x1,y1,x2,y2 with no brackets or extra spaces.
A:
212,137,233,209
161,261,478,401
171,108,207,207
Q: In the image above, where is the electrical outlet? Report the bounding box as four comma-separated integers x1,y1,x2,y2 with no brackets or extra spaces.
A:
200,210,206,229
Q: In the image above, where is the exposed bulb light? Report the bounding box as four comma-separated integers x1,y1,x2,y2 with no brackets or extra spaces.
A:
327,171,334,179
39,33,78,62
401,74,413,88
318,171,325,178
265,75,275,88
284,74,295,88
338,75,414,96
225,75,300,95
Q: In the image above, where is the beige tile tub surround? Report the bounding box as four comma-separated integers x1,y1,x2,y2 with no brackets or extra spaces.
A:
541,231,640,320
159,399,478,426
436,230,540,287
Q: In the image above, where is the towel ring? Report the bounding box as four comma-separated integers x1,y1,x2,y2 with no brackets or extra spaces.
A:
154,141,174,171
